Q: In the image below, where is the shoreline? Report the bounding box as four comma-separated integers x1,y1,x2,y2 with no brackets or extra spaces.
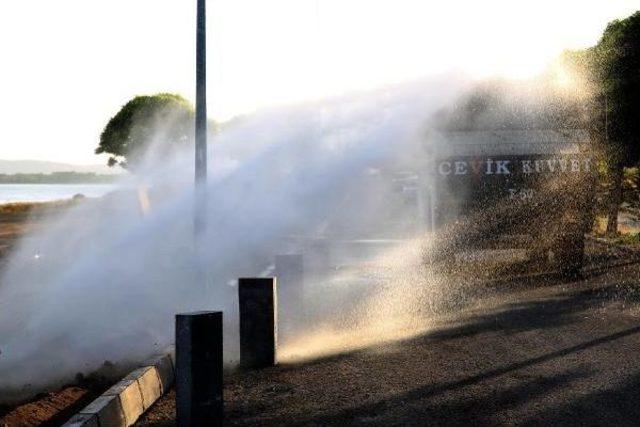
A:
0,182,116,205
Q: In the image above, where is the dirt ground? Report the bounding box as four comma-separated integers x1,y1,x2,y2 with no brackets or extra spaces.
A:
0,203,39,261
138,240,640,426
0,387,98,427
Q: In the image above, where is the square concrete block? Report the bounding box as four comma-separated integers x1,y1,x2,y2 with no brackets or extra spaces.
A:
143,354,175,393
63,413,99,427
136,366,162,409
104,377,133,395
122,367,149,383
80,395,126,427
104,378,144,425
155,354,175,392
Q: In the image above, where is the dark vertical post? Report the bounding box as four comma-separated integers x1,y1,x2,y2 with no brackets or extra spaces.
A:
275,254,304,327
238,278,277,369
176,311,223,427
194,0,208,235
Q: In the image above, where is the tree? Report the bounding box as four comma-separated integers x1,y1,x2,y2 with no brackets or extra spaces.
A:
96,93,195,170
558,12,640,235
594,12,640,234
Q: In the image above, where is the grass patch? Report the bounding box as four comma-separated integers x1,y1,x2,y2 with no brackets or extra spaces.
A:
614,232,640,245
593,213,640,244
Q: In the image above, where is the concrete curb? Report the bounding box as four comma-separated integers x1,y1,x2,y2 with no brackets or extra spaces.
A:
63,349,175,427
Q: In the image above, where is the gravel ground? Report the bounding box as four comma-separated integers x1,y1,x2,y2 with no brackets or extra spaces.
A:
137,240,640,426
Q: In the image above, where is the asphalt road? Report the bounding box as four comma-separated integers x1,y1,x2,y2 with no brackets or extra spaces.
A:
138,239,640,426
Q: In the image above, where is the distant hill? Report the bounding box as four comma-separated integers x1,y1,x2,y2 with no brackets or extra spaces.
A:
0,159,122,175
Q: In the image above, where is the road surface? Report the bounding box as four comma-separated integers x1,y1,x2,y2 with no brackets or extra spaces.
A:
138,239,640,426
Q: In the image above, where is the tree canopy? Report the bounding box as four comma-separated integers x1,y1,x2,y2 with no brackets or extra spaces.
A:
96,93,195,170
558,11,640,233
595,11,640,167
562,12,640,165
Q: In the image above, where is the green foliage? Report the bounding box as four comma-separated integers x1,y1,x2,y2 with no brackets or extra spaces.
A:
595,11,640,167
557,12,640,165
96,93,195,170
614,231,640,245
567,12,640,167
556,12,640,234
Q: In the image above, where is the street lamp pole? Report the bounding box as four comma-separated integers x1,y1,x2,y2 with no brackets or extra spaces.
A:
194,0,207,235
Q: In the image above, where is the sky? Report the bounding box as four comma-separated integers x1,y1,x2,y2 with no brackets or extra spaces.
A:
0,0,639,164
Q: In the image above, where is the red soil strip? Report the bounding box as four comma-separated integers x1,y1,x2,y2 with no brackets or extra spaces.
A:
0,386,98,427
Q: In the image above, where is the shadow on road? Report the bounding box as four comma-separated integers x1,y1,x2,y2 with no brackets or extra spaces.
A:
140,245,640,426
295,325,640,426
250,274,640,426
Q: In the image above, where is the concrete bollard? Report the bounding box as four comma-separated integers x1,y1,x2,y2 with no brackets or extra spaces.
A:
275,254,304,326
238,277,277,369
175,311,223,427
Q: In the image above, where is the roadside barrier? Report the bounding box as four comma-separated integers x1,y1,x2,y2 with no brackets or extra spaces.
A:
63,351,175,427
175,311,223,427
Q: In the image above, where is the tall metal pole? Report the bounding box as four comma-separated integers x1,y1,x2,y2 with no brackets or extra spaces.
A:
195,0,208,235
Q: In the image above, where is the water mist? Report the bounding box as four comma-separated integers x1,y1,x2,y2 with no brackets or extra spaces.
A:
0,76,469,402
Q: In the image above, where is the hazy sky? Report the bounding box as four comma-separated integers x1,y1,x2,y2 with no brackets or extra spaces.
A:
0,0,638,164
